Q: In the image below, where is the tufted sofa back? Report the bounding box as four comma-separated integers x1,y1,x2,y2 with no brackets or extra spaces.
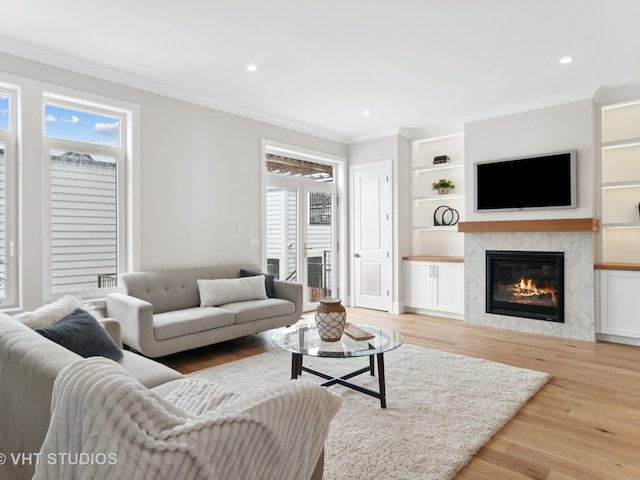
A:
120,263,262,314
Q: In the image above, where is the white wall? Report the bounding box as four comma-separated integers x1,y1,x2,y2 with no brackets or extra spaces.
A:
464,99,595,221
0,52,346,310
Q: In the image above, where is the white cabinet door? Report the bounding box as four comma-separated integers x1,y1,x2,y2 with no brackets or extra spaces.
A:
598,269,640,338
404,260,464,315
405,261,432,310
432,262,464,314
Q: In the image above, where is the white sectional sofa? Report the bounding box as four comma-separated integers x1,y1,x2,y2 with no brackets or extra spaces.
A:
106,263,303,358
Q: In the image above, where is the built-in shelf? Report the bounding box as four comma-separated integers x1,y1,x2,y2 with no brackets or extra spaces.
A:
602,181,640,188
402,255,464,263
595,263,640,271
601,137,640,149
457,218,599,233
601,223,640,228
412,163,462,174
414,193,464,202
413,226,458,231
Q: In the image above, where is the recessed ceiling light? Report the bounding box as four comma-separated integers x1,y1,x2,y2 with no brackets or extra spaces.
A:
247,64,258,72
362,110,371,115
560,56,574,64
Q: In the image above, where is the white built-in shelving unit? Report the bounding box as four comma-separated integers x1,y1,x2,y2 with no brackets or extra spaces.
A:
596,97,640,344
411,134,465,256
404,133,465,318
599,100,640,263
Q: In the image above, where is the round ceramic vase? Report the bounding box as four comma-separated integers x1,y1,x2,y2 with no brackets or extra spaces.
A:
315,298,346,342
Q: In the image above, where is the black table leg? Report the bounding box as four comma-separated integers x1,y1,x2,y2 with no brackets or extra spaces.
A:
291,353,303,379
377,353,387,408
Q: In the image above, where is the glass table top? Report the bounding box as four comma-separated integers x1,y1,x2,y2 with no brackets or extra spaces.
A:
272,322,403,358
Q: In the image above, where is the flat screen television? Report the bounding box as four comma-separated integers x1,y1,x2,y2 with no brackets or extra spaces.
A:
474,150,577,212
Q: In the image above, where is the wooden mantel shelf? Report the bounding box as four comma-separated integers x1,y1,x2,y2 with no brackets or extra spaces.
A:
457,218,599,233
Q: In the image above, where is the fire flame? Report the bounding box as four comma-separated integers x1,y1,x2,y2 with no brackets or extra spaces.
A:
519,277,537,292
515,277,556,303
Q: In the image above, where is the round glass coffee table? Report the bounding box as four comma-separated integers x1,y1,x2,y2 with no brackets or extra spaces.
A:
272,323,403,408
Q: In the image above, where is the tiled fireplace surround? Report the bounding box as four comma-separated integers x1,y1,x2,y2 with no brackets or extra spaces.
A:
462,219,597,342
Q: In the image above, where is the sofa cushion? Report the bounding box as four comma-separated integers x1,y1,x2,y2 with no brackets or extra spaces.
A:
35,309,123,361
221,298,296,324
197,276,267,307
153,307,236,341
240,269,276,298
118,350,184,388
15,295,103,329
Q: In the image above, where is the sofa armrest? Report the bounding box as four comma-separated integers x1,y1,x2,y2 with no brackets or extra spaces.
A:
106,293,155,354
100,318,123,348
273,279,302,304
273,279,303,316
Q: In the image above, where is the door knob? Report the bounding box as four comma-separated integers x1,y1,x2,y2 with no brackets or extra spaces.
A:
354,253,361,258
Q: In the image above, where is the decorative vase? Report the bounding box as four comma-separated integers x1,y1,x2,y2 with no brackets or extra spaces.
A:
315,298,346,342
438,187,449,195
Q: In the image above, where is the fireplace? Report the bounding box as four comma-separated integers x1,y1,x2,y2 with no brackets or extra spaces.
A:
486,250,564,323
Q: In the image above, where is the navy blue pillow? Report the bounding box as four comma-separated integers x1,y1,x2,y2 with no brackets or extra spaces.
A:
36,308,123,361
240,269,276,298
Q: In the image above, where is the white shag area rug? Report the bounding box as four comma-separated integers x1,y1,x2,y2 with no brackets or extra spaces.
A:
188,343,550,480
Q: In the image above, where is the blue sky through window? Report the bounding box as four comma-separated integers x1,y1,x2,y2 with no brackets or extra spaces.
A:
44,104,120,146
0,95,9,130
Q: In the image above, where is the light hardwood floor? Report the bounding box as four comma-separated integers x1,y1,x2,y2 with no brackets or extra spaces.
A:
160,308,640,480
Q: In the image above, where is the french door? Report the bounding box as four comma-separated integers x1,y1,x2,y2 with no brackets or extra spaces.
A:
266,178,337,310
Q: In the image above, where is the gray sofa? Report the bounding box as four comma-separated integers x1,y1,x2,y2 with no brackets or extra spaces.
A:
106,263,302,358
0,312,326,480
0,312,184,480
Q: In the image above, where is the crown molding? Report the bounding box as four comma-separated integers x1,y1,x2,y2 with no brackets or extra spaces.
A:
594,82,640,106
0,36,350,144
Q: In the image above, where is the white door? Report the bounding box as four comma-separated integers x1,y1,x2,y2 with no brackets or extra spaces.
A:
351,161,392,311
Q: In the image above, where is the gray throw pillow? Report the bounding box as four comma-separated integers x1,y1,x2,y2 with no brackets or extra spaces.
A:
35,308,123,361
240,269,276,298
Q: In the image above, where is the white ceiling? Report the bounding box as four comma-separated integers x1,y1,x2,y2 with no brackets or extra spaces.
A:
2,0,640,143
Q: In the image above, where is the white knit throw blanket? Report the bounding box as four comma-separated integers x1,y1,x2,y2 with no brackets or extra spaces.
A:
34,358,342,480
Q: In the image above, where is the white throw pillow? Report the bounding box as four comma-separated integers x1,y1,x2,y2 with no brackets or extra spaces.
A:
197,276,267,307
15,295,103,329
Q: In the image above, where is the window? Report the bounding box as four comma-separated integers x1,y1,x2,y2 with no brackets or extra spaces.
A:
309,192,332,225
0,87,17,307
43,97,128,296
